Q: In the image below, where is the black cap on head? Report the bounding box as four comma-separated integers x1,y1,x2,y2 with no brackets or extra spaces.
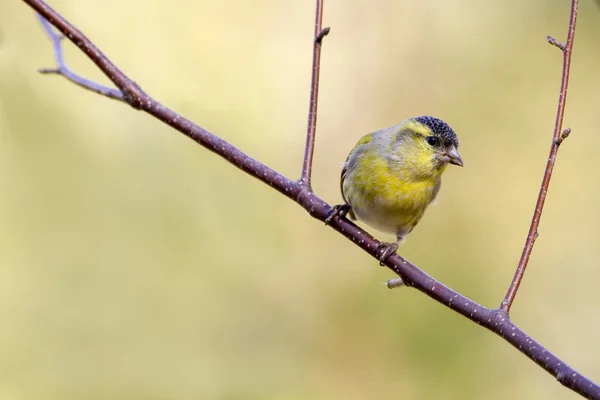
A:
414,116,459,147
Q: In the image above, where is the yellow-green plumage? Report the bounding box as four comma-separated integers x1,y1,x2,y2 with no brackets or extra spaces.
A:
340,116,462,245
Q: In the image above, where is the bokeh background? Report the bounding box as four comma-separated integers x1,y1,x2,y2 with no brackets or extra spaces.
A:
1,1,599,399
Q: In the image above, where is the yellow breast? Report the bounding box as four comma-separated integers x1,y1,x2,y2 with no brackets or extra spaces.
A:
342,149,441,238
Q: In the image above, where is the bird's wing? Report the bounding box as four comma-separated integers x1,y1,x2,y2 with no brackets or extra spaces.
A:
430,178,442,205
339,163,356,220
340,132,374,220
340,163,349,204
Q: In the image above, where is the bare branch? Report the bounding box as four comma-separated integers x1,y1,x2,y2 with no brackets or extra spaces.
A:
299,0,329,188
37,15,124,101
22,0,598,398
501,0,578,314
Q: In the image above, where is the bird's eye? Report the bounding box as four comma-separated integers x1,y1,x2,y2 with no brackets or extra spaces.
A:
426,136,439,146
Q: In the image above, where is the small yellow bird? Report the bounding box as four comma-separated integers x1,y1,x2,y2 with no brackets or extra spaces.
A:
328,116,463,268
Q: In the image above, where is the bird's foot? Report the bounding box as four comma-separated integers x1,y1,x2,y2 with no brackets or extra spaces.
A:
376,242,399,266
386,278,405,289
325,204,351,226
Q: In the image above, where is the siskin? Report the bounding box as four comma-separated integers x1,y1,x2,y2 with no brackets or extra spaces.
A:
329,116,463,269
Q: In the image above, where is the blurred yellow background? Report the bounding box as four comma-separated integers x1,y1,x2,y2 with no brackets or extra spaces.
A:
1,1,599,399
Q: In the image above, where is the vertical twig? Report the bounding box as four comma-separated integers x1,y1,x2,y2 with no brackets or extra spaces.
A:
500,0,578,314
299,0,330,188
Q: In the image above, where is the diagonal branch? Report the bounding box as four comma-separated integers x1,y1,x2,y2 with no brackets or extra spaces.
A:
500,0,578,314
23,1,598,398
299,0,329,188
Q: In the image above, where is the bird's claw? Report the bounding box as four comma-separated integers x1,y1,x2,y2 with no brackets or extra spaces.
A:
325,204,351,226
376,242,399,266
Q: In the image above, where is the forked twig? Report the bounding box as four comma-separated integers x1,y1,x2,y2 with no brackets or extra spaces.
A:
37,15,124,101
22,0,598,398
500,0,578,314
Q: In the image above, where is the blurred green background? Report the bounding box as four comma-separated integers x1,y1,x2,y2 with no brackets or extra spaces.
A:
1,1,599,399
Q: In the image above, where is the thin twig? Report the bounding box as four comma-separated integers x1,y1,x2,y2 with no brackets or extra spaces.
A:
299,0,329,188
37,15,124,101
500,0,578,314
547,35,566,51
23,1,599,398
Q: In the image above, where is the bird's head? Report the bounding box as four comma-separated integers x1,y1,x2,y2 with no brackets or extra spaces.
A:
391,116,463,177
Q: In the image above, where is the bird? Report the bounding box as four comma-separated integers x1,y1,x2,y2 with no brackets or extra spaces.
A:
326,116,463,273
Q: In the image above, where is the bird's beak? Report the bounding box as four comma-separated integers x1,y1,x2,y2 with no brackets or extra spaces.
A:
440,146,464,167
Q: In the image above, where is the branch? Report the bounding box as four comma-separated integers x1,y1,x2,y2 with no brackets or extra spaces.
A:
23,0,599,398
36,14,124,101
299,0,330,188
500,0,578,314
